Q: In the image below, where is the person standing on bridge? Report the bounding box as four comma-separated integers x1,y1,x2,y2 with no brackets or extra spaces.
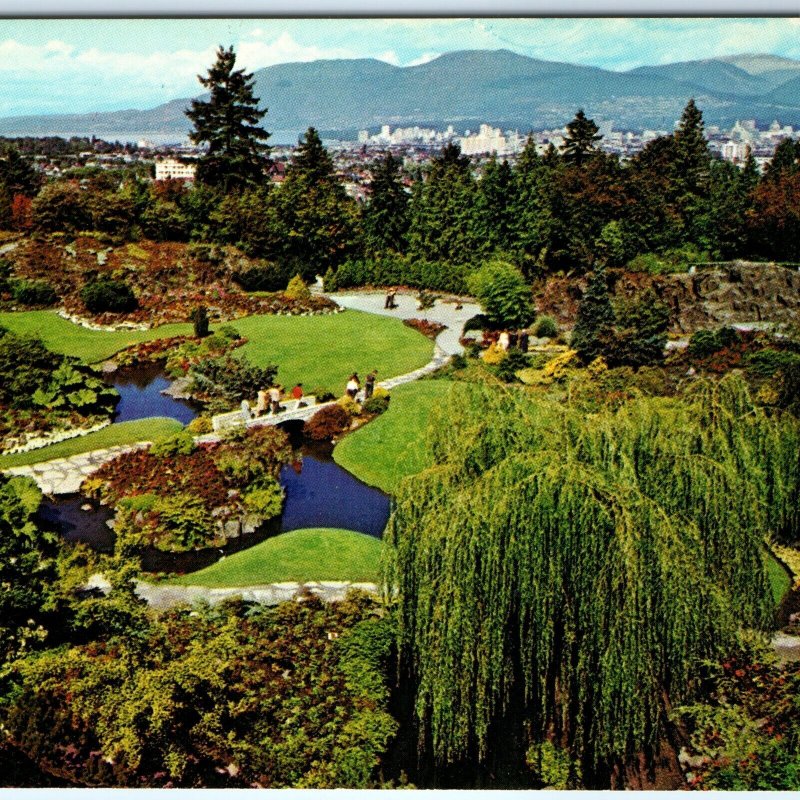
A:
292,383,304,400
269,385,282,415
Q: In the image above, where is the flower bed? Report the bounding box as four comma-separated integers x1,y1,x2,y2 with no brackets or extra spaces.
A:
81,426,293,552
403,317,446,340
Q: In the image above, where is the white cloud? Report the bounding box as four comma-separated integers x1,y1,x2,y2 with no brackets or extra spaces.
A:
405,52,440,67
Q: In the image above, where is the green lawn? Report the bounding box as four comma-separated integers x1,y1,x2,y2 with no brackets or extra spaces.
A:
231,310,433,394
0,310,192,364
767,551,792,607
333,380,455,494
0,417,182,469
168,528,382,587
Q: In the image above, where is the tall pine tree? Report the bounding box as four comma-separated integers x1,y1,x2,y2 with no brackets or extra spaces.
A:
362,152,409,255
560,109,603,166
186,46,271,192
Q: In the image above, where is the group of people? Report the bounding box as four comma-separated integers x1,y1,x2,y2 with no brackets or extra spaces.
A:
254,382,306,417
346,370,377,400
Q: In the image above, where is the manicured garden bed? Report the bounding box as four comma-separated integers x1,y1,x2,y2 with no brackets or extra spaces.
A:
168,527,382,586
333,380,455,493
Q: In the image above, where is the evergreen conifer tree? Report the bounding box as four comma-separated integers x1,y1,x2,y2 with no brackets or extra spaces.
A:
275,127,357,277
570,266,615,362
362,152,409,254
560,109,603,166
186,45,271,192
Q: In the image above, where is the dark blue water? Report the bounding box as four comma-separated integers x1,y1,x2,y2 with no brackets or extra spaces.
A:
280,451,390,537
105,362,199,425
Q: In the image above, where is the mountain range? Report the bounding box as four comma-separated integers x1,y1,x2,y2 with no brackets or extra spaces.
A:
0,49,798,142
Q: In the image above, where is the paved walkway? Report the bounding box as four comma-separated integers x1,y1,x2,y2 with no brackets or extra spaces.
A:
4,442,149,495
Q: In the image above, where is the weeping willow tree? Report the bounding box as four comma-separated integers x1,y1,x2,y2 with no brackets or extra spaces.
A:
383,374,800,786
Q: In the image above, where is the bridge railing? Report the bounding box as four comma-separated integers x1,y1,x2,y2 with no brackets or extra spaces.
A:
211,396,319,433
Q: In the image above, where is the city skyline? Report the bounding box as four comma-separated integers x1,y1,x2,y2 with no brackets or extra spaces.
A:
0,18,798,117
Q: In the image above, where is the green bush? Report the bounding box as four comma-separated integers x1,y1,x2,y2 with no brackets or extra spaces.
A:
285,273,311,301
150,431,195,458
11,280,57,307
233,262,293,292
494,347,531,382
533,315,558,338
191,304,210,338
333,255,471,295
362,394,390,415
744,349,800,378
688,326,741,358
80,278,138,314
242,479,284,518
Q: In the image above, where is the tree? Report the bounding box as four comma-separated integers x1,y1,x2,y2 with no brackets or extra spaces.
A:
186,45,271,192
466,260,533,330
274,127,358,277
385,375,798,786
407,142,483,264
763,137,800,183
560,109,603,166
474,155,514,254
570,267,615,362
362,152,409,255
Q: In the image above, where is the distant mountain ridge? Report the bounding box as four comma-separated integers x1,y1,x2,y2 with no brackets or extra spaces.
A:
1,48,798,142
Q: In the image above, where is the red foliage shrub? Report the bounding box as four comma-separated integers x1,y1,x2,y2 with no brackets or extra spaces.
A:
304,403,352,441
403,318,446,339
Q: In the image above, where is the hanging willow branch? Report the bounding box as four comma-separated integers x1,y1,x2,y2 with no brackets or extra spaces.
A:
383,374,800,778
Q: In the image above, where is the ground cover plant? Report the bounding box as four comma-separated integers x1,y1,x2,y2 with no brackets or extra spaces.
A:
169,528,382,587
0,235,336,325
1,592,398,788
82,425,292,552
0,325,119,450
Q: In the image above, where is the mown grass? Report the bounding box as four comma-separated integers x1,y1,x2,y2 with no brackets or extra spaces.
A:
333,380,454,494
0,310,191,364
168,528,383,587
231,310,433,395
0,417,182,468
767,551,793,607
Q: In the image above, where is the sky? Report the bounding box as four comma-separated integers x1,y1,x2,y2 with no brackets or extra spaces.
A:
0,18,798,116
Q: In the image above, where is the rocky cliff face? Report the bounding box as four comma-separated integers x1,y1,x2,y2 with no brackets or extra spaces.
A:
654,264,800,333
538,264,800,334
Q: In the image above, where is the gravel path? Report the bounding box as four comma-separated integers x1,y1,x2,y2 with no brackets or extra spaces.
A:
327,290,481,356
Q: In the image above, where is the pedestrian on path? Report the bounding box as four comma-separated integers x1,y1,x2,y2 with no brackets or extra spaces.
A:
292,383,304,400
256,388,269,417
365,370,377,399
269,385,283,415
346,373,360,399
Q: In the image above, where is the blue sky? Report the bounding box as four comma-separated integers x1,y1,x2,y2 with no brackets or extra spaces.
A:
0,18,797,116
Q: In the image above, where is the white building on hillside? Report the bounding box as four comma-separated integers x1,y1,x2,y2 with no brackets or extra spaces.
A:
155,157,197,182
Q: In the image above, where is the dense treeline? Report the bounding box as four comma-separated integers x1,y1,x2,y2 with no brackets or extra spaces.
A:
384,374,800,787
1,101,798,292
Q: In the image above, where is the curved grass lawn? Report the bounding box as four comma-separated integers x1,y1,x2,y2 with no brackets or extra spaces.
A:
0,417,182,469
767,551,793,606
333,380,455,494
230,309,432,394
0,310,191,364
169,528,382,587
0,309,432,393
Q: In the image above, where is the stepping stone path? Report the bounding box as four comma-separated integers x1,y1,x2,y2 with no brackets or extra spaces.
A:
4,442,149,495
134,580,380,611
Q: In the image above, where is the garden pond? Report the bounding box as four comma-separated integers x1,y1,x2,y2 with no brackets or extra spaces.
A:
38,364,391,574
